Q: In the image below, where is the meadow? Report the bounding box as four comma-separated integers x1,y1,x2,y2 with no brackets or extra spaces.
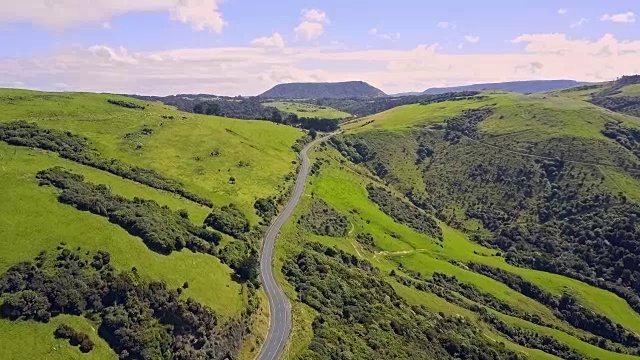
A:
264,101,352,119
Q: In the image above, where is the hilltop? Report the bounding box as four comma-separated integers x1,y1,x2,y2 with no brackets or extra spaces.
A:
259,81,387,99
424,79,585,94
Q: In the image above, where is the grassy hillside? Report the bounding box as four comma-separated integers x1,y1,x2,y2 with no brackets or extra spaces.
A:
275,89,640,359
264,101,352,119
556,76,640,117
0,89,302,360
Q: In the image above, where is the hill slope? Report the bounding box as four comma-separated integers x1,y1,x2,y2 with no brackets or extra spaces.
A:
424,80,585,94
275,89,640,360
0,89,302,360
556,75,640,118
259,81,387,99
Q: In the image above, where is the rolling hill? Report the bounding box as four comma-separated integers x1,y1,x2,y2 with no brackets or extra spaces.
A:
4,78,640,360
275,87,640,359
556,75,640,118
424,80,585,95
0,88,302,360
259,81,387,99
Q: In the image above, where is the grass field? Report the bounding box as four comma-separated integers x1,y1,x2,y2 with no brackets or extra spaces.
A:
264,101,352,119
0,89,303,360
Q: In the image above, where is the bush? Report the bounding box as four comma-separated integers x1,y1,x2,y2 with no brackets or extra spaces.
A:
366,184,442,240
299,199,349,237
205,204,250,238
54,324,95,353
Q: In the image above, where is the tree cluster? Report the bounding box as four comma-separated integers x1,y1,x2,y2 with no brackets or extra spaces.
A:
366,184,443,240
307,92,480,117
204,204,250,239
0,121,212,207
0,248,249,360
254,197,278,223
54,324,95,353
299,198,349,237
444,107,495,143
107,99,145,110
602,121,640,159
329,136,375,164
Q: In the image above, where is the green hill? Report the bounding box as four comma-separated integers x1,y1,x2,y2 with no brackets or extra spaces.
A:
263,101,352,119
555,76,640,117
275,89,640,359
424,80,585,95
259,81,387,99
0,89,302,360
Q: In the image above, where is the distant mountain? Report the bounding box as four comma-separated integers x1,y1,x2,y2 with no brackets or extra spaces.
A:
423,80,586,95
259,81,387,99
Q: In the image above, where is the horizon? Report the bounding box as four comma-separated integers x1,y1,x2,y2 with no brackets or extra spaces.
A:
0,1,638,96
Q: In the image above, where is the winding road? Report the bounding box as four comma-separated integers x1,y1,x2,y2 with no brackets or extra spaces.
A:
256,133,333,360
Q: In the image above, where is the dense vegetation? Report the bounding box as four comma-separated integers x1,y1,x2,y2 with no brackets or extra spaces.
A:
366,184,442,240
131,94,275,120
466,263,640,352
589,75,640,117
283,243,524,359
0,248,253,360
308,91,480,117
0,120,213,207
299,198,349,237
205,204,250,239
107,99,145,110
259,81,386,99
602,121,640,158
54,324,95,353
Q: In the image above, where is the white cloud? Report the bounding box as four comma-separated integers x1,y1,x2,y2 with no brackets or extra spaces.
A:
295,9,329,41
437,21,457,29
369,28,400,41
558,8,568,15
302,9,328,23
464,34,480,43
3,33,640,96
0,0,226,32
601,12,635,23
251,33,285,48
571,18,588,28
102,22,112,29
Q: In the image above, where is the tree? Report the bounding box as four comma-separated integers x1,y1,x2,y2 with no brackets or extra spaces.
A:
271,110,283,124
193,103,204,114
204,102,221,116
309,129,318,140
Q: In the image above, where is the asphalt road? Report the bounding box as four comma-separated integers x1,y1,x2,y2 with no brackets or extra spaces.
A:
256,133,333,360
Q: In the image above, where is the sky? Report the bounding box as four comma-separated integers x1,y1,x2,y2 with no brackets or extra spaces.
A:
0,0,639,96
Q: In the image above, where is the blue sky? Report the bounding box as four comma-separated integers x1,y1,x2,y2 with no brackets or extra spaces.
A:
0,0,638,95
